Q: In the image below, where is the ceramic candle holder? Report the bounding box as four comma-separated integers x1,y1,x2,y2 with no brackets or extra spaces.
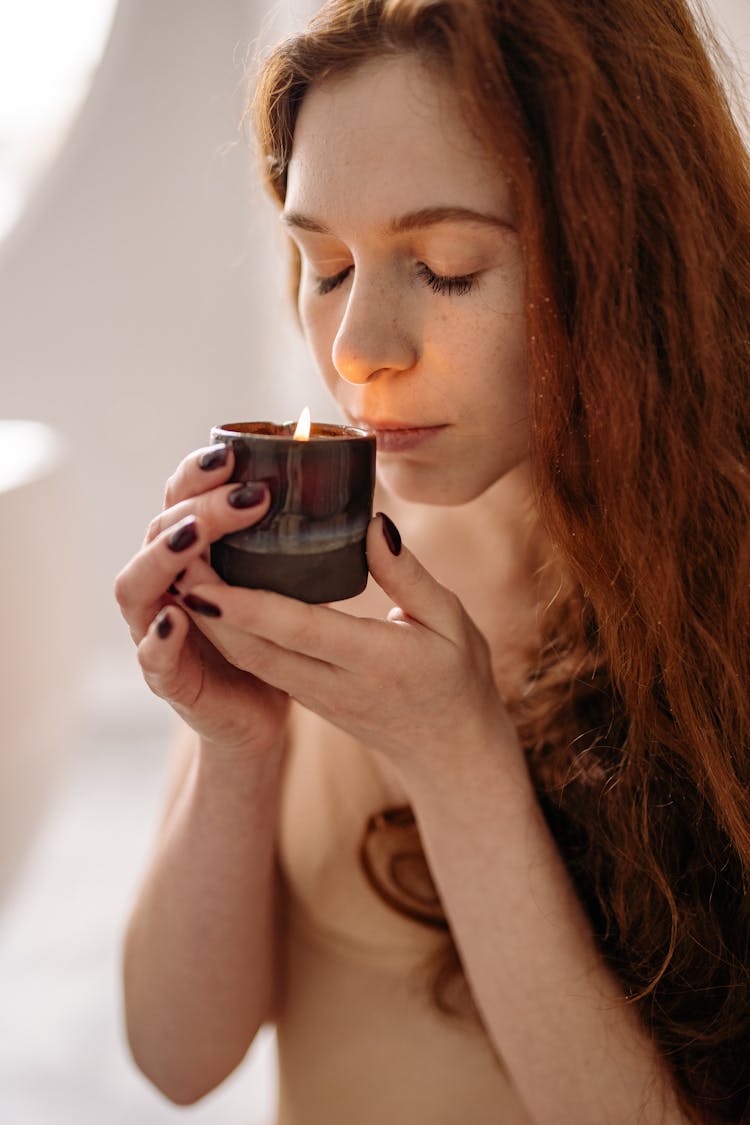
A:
209,420,376,603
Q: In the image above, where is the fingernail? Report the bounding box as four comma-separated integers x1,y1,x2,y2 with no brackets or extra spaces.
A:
199,445,229,471
183,593,222,618
378,512,402,557
156,609,173,639
228,482,268,509
167,516,198,552
167,568,187,595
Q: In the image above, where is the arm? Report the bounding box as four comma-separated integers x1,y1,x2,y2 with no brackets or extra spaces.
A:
114,444,291,1104
170,514,693,1122
122,721,285,1105
402,732,687,1125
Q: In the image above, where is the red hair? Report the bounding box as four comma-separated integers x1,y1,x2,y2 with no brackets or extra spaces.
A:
253,2,750,1118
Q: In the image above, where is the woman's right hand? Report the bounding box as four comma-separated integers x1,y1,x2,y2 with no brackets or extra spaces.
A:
114,444,291,753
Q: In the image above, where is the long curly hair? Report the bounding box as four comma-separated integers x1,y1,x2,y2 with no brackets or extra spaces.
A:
252,1,750,1119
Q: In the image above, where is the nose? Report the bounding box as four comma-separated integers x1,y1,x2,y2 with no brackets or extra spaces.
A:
331,274,417,385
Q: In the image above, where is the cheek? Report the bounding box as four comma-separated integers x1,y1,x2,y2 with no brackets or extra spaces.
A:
472,276,527,379
446,321,528,445
432,301,526,388
300,294,339,378
489,309,527,371
485,318,529,421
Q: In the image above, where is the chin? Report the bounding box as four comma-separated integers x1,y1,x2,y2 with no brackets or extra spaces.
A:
376,459,510,508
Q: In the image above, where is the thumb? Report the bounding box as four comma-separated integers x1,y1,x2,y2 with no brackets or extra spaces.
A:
366,512,461,638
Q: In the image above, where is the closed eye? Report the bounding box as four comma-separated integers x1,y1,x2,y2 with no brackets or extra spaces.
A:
416,262,476,296
315,265,353,295
314,261,477,297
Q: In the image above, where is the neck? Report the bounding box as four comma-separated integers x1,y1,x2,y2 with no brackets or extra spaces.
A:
392,460,552,587
462,460,542,567
378,460,571,697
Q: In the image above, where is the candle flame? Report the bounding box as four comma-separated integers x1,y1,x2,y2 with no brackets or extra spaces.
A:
293,406,312,442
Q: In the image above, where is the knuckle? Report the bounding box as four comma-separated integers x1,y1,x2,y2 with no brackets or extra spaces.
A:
164,446,211,508
475,625,491,660
163,471,180,508
241,640,274,680
137,645,173,699
290,610,316,652
141,669,170,702
113,569,131,610
444,586,464,619
145,513,164,543
137,653,162,693
402,561,423,595
136,642,153,674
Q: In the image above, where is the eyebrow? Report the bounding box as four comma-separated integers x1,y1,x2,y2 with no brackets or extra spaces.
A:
281,205,514,235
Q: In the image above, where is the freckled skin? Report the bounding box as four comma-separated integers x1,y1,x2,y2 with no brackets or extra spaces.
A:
285,56,529,508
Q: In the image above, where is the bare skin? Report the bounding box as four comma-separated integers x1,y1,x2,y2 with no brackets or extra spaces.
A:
116,449,544,1108
117,56,689,1122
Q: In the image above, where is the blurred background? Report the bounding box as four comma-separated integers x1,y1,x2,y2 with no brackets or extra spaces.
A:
0,1,748,1122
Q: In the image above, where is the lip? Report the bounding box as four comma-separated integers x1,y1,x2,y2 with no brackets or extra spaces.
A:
354,419,448,453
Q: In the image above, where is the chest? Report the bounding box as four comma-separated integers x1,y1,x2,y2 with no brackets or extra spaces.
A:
276,496,540,941
278,707,447,963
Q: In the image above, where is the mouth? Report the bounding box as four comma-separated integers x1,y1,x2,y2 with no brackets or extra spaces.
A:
352,418,448,453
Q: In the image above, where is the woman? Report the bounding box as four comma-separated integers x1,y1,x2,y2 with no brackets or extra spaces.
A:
115,1,750,1121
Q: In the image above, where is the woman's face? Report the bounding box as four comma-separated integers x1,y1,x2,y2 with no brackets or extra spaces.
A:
284,54,528,506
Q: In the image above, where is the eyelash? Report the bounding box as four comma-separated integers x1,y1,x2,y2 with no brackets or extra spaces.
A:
415,262,476,296
313,263,477,297
316,267,352,296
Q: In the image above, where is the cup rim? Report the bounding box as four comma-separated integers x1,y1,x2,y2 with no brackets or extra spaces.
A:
210,421,375,442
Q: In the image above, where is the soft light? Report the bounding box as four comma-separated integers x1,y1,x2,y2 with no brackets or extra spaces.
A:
293,406,312,442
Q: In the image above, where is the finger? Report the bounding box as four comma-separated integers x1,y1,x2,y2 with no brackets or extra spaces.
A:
177,580,382,671
177,584,344,704
163,442,236,509
167,553,218,596
115,486,270,642
144,477,269,545
365,512,463,640
137,605,197,707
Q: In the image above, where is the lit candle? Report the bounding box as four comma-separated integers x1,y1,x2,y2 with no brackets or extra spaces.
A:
209,410,376,603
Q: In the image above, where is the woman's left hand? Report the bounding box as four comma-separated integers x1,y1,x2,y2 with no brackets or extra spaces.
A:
174,513,517,777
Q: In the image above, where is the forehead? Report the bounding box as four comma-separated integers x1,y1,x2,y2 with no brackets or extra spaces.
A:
285,54,514,225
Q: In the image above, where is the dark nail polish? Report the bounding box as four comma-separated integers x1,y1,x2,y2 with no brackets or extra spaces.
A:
156,610,173,639
167,571,185,596
167,517,198,552
379,512,402,557
199,444,229,471
228,482,268,509
183,593,222,618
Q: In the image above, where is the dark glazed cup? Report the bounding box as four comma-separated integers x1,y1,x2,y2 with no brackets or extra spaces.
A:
209,421,376,603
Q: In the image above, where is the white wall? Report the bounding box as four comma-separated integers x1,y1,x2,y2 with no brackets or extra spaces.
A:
0,0,748,663
706,0,750,123
0,0,322,659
